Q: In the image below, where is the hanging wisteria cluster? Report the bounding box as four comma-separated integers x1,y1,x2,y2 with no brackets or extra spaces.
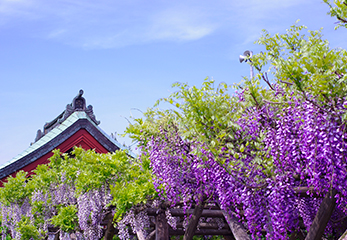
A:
0,173,112,239
148,125,219,206
117,210,151,240
133,77,347,239
77,187,112,239
0,199,33,239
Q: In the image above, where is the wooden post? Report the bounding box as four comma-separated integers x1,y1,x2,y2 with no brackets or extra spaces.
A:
305,189,337,240
104,212,115,240
156,211,169,240
221,210,250,240
289,230,305,240
183,199,205,240
54,231,60,240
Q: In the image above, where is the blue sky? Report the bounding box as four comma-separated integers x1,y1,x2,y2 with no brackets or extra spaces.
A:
0,0,346,164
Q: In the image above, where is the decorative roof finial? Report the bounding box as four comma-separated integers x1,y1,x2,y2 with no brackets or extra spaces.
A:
72,89,86,111
34,89,100,143
60,89,99,124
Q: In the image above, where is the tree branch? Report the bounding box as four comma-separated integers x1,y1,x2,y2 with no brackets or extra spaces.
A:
262,72,275,91
263,99,283,105
136,229,146,240
339,228,347,240
305,188,337,240
280,79,294,86
156,210,169,240
337,15,347,23
104,212,115,240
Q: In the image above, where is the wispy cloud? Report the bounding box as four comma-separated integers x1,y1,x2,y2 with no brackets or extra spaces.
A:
147,8,215,41
0,0,37,23
69,5,216,49
0,0,317,49
0,0,219,48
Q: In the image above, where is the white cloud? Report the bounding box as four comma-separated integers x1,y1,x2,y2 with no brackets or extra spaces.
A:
39,1,219,49
0,0,37,23
147,8,215,41
0,0,318,49
0,0,220,48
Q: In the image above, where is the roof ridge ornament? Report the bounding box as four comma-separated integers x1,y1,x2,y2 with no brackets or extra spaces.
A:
85,105,100,125
72,89,86,111
33,90,100,143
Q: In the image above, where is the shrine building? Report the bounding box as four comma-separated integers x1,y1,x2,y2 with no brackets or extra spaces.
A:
0,90,131,185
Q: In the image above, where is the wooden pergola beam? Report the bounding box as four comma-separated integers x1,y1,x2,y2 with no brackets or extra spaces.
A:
170,229,233,236
146,208,225,218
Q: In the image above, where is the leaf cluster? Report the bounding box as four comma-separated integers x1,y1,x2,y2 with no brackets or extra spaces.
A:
324,0,347,29
252,22,347,104
110,154,157,221
126,79,245,159
16,216,40,240
0,171,33,206
50,205,78,233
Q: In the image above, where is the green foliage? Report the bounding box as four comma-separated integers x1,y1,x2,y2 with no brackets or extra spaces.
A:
124,106,175,148
16,216,40,240
110,153,157,221
126,79,241,157
29,164,56,191
58,148,130,193
324,0,347,29
0,147,156,237
251,21,347,104
28,148,145,195
163,79,238,145
125,78,276,181
51,205,78,232
0,171,33,206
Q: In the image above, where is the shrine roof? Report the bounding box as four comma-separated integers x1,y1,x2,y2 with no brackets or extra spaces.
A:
0,90,135,180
